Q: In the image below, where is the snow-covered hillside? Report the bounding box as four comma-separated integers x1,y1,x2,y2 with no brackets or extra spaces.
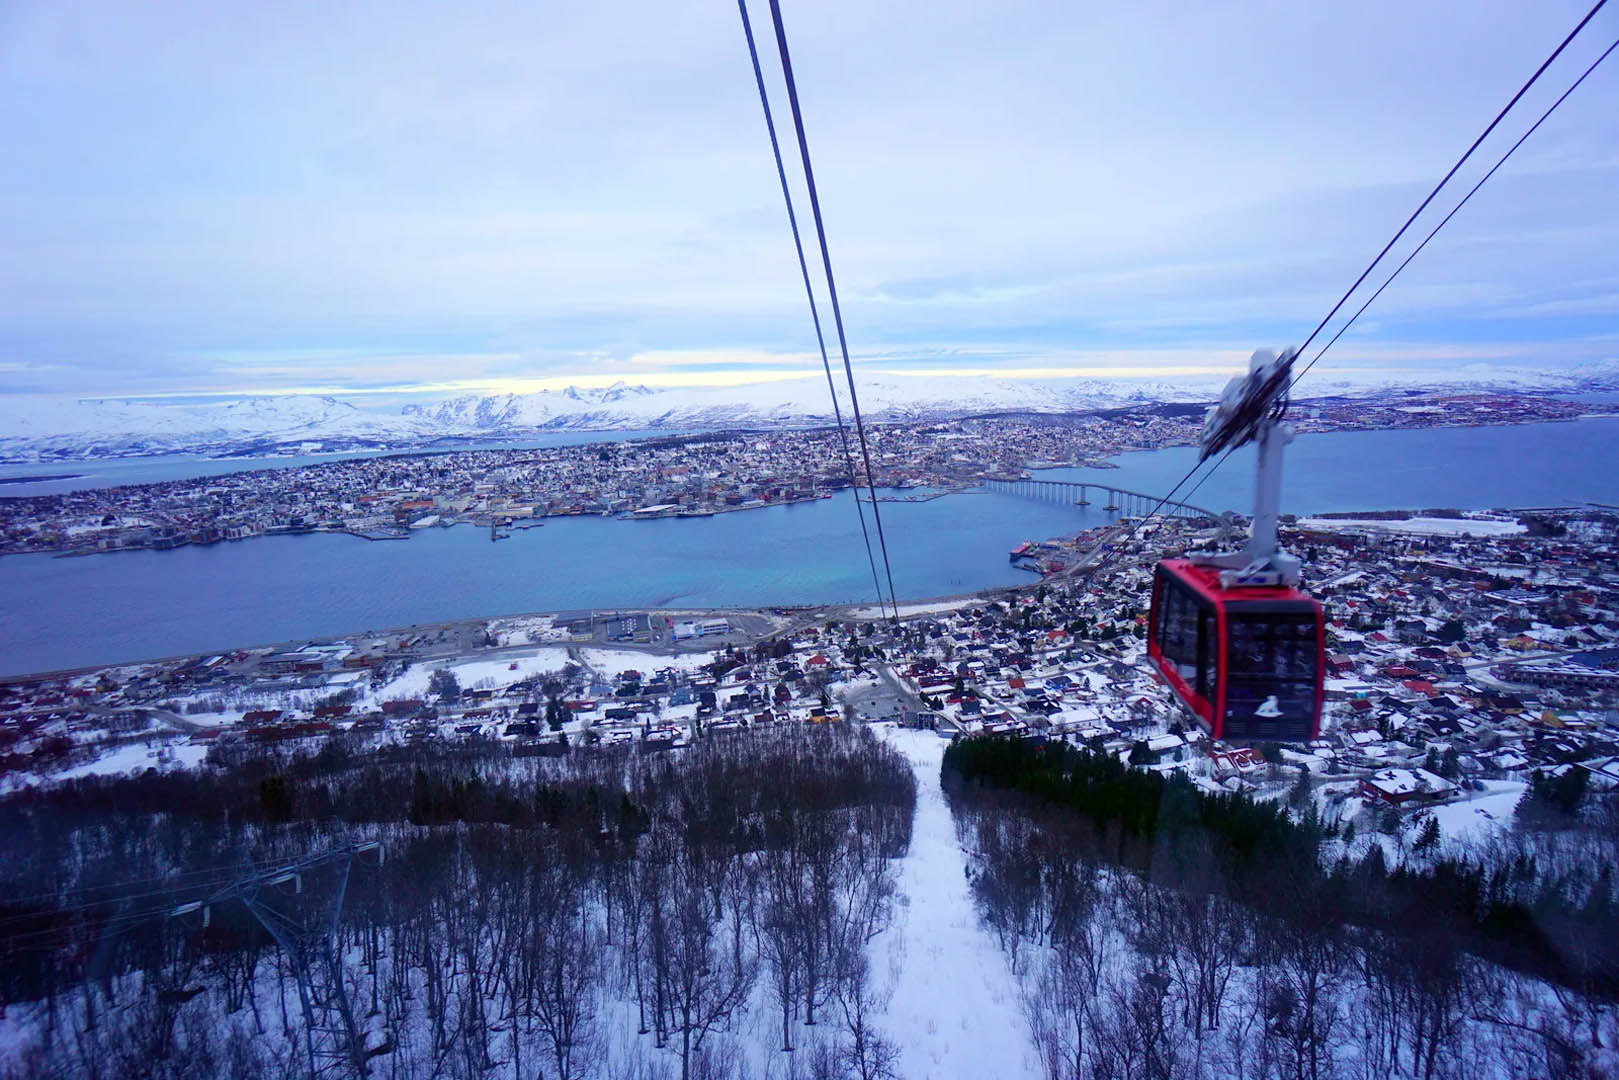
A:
875,727,1040,1079
3,359,1616,463
0,395,449,462
397,358,1619,434
400,374,1220,432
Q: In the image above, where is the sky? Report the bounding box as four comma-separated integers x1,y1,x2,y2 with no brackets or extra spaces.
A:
1,0,1617,402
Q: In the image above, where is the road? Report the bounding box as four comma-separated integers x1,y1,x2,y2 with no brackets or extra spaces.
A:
88,703,204,736
869,663,965,732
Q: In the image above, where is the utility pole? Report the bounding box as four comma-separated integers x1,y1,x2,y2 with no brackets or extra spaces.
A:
172,841,381,1080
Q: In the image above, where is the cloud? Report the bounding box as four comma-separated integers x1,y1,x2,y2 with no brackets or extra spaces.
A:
0,0,1616,397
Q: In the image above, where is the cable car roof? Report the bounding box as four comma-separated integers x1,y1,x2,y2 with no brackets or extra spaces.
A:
1158,558,1315,606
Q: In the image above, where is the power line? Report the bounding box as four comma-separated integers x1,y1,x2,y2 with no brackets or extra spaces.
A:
1295,0,1610,360
1294,33,1619,387
764,0,901,622
1103,4,1613,556
0,865,286,942
0,840,378,916
0,859,286,921
735,0,889,617
1179,444,1236,510
1184,32,1619,519
1,845,379,953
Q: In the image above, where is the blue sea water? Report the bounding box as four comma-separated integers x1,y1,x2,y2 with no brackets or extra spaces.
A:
1040,416,1619,515
0,417,1614,676
0,490,1087,676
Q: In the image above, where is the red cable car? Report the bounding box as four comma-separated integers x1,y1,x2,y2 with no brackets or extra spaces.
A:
1148,559,1324,743
1147,347,1324,743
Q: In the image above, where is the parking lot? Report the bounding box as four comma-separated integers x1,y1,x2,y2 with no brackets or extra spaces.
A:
845,680,920,725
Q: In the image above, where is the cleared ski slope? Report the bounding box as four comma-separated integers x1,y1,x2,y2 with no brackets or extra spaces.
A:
874,728,1039,1080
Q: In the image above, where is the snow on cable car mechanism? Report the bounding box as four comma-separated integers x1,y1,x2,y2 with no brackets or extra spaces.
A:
1147,348,1324,744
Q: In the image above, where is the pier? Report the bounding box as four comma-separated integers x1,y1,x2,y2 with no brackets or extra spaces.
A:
986,477,1220,520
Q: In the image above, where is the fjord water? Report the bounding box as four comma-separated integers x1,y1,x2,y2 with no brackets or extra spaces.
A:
1054,415,1619,514
0,488,1084,676
1,418,1615,676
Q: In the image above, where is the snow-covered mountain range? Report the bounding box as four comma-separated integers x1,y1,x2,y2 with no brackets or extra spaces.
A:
399,375,1222,432
0,395,449,463
3,361,1616,464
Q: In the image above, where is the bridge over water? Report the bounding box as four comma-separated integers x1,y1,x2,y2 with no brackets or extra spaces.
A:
986,477,1220,521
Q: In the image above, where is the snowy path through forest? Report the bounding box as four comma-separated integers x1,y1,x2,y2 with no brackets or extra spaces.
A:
875,727,1039,1080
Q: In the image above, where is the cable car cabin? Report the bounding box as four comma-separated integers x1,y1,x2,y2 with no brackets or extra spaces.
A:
1147,559,1324,743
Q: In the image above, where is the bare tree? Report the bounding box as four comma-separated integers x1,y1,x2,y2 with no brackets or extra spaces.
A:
660,852,756,1080
530,861,606,1080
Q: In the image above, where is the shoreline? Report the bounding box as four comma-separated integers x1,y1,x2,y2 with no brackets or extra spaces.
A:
0,593,988,686
0,473,84,485
3,500,1601,684
8,410,1619,562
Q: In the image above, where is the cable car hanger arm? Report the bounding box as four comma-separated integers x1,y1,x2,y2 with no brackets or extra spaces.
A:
1189,348,1301,589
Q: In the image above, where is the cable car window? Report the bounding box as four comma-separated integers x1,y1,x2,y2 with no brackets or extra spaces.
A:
1153,575,1171,647
1227,616,1316,680
1164,585,1196,684
1224,614,1317,740
1158,574,1213,696
1195,608,1216,701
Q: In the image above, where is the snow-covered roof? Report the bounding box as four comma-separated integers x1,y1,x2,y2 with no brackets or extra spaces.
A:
1364,767,1459,797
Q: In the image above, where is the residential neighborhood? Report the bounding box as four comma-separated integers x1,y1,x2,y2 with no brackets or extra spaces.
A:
5,500,1614,854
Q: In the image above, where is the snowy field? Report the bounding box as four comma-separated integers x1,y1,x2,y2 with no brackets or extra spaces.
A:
484,615,569,647
1331,780,1528,869
1429,781,1526,849
155,645,719,733
1297,515,1527,536
372,649,575,699
51,741,210,781
159,652,582,725
848,599,978,619
576,647,714,678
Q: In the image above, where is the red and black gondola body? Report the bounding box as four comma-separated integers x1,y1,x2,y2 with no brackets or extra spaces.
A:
1147,558,1324,743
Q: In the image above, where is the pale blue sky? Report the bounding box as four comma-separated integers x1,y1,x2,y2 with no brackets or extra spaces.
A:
1,0,1616,398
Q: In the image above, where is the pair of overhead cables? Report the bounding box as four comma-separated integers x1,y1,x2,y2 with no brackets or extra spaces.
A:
736,0,901,621
1114,0,1616,549
0,853,301,925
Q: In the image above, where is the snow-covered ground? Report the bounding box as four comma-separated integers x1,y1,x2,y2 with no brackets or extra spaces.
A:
374,649,576,699
1331,780,1528,867
848,599,978,619
1428,781,1526,849
174,644,718,718
873,728,1039,1080
485,615,569,647
158,648,591,727
52,741,210,781
575,647,714,678
1297,515,1527,536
